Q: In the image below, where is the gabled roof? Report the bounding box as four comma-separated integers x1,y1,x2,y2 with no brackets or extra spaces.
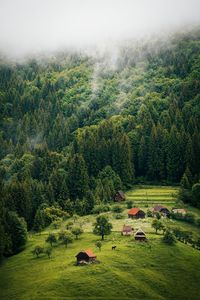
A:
76,249,96,258
116,190,125,198
153,205,168,212
128,208,140,215
122,225,132,232
135,229,146,237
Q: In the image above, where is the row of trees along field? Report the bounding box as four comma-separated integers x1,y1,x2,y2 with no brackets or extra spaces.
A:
0,30,200,259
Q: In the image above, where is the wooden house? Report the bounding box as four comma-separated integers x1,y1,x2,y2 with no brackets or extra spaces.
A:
153,205,170,216
128,208,145,219
76,249,96,264
172,208,186,215
121,225,133,235
134,229,147,241
114,190,126,202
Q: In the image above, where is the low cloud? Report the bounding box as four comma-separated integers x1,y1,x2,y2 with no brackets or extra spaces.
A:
0,0,200,57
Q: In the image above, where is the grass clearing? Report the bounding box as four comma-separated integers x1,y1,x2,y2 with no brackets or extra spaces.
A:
0,185,200,300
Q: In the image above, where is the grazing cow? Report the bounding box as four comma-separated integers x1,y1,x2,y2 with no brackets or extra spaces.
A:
112,246,116,250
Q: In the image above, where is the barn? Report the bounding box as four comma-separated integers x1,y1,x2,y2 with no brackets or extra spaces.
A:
121,225,133,235
128,208,145,219
153,205,170,216
114,190,126,202
76,249,96,264
134,229,147,241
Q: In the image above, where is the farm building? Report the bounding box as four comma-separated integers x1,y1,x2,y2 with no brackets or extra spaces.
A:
134,229,147,241
114,190,126,202
76,249,96,264
172,208,187,215
153,205,170,216
128,208,145,219
121,225,133,235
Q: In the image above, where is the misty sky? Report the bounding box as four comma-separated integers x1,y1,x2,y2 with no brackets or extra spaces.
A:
0,0,200,56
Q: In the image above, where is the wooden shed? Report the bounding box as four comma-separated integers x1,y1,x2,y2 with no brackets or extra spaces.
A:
172,208,186,215
128,208,145,219
134,229,147,241
114,190,126,202
153,205,170,216
76,249,96,263
121,225,133,235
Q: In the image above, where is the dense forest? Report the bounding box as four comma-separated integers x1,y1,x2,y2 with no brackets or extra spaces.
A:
0,30,200,258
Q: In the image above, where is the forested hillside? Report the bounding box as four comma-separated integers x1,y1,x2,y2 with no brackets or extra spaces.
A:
0,30,200,258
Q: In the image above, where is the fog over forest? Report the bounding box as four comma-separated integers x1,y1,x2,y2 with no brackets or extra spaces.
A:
0,0,200,57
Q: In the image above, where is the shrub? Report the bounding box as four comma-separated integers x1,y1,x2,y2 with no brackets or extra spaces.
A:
163,230,176,245
95,241,102,251
184,213,195,224
92,204,110,214
147,210,153,217
115,213,123,219
66,221,74,230
126,200,133,209
112,205,123,213
32,245,44,258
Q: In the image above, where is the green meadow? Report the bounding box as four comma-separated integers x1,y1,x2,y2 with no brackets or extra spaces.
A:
0,186,200,300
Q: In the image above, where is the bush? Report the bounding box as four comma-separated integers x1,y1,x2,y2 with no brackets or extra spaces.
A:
163,230,176,245
92,204,110,214
126,200,133,209
115,213,123,219
66,221,74,230
196,218,200,227
112,205,123,213
184,213,195,224
147,210,153,217
32,245,44,258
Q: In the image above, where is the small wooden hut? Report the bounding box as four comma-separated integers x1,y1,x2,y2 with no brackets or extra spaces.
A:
121,225,133,236
128,208,145,219
114,190,126,202
172,208,186,215
134,229,147,241
76,249,96,264
153,205,170,216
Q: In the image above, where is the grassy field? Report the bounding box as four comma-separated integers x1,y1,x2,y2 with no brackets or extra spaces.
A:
0,185,200,300
126,186,178,205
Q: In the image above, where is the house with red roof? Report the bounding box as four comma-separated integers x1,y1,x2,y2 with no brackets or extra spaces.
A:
76,249,96,263
128,208,145,219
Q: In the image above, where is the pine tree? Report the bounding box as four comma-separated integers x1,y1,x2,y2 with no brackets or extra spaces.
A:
68,154,89,200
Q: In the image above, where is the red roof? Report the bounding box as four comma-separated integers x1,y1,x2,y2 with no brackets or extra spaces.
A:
84,249,96,258
128,208,140,215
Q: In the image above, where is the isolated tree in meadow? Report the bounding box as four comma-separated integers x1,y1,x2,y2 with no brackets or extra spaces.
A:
46,233,57,247
93,215,112,240
152,219,164,234
95,241,102,251
58,230,73,247
32,245,44,258
71,226,83,239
